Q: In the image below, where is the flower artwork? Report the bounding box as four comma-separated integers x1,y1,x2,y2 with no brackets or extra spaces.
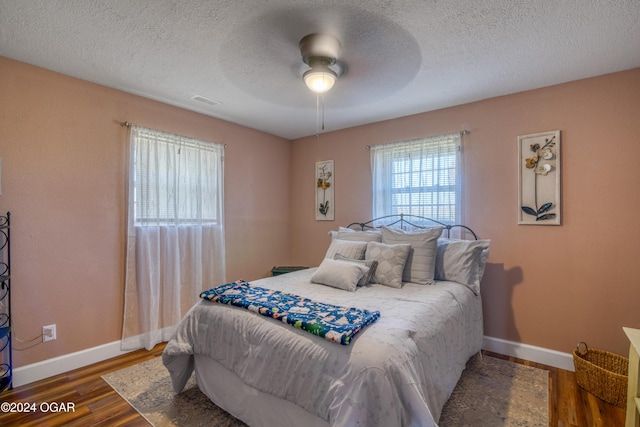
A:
522,136,556,220
317,169,331,216
315,160,334,221
517,131,561,225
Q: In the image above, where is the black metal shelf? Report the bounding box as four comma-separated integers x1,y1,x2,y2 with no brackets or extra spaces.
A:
0,368,9,395
0,371,10,393
0,212,11,393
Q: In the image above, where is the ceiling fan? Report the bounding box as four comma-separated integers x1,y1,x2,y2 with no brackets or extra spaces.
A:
298,33,346,94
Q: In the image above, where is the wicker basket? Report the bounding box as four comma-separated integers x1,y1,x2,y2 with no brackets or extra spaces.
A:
573,342,629,408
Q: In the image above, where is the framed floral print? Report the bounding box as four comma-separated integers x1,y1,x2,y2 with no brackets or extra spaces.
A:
315,160,334,221
517,130,561,225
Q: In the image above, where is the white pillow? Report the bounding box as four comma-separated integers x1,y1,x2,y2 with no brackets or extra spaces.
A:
336,230,382,242
476,243,490,285
324,239,367,260
435,238,491,294
311,258,369,292
381,226,443,285
329,227,382,242
334,254,378,286
328,226,355,240
365,241,411,289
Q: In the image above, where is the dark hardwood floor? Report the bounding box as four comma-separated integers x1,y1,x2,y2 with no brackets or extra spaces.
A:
0,346,627,426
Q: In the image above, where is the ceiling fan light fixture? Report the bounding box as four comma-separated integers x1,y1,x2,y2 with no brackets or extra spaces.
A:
303,67,337,93
299,34,341,95
298,33,343,135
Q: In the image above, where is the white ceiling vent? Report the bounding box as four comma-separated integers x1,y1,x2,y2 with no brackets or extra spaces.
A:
191,95,221,106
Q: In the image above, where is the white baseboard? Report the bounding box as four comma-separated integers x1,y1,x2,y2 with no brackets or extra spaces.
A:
11,335,574,388
12,340,133,388
483,335,575,371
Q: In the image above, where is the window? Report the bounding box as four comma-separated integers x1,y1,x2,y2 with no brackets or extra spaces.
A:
122,125,225,351
132,127,223,226
371,133,462,223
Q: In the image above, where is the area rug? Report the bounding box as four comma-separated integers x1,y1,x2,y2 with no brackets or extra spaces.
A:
102,354,548,427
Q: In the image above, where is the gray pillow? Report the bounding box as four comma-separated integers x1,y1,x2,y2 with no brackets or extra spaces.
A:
334,254,378,286
335,230,382,242
324,239,367,260
435,238,491,294
381,226,443,285
311,258,369,292
365,241,411,289
328,227,382,242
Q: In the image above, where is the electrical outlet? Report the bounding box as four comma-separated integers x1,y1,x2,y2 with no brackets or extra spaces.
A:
43,324,56,342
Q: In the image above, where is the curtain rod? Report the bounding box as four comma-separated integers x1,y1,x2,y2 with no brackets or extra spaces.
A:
365,129,470,150
120,121,227,148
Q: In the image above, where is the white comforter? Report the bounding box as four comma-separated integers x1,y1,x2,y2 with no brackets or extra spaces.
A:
163,268,483,427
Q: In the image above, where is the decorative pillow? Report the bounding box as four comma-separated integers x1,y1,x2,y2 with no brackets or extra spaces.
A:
335,230,382,243
328,227,356,240
334,254,378,286
365,241,411,289
380,226,443,285
435,238,491,294
329,227,382,242
476,243,490,283
311,258,369,292
324,239,367,260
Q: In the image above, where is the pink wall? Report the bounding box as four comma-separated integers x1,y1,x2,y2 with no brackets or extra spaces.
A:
290,68,640,356
0,57,292,366
2,53,638,368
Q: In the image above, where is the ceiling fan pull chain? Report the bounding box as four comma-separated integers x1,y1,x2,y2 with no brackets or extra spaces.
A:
315,94,326,140
316,94,321,140
321,94,325,131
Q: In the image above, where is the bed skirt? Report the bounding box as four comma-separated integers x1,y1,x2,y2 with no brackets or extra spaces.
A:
194,354,329,427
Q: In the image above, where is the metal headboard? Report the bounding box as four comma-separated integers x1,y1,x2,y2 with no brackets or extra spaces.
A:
346,214,478,240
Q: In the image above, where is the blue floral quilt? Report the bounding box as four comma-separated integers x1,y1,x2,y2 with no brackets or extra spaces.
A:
200,280,380,345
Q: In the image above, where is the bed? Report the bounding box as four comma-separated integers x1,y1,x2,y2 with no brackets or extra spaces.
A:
163,215,489,427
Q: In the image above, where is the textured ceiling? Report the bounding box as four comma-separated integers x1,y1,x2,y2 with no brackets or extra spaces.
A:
1,0,639,139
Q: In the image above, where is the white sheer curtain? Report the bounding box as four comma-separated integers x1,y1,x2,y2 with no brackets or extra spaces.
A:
371,133,462,225
122,126,225,351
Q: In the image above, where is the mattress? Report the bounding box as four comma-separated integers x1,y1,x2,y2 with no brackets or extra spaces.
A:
163,268,483,427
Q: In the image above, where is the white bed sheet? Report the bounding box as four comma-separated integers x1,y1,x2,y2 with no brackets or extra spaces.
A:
163,268,483,427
